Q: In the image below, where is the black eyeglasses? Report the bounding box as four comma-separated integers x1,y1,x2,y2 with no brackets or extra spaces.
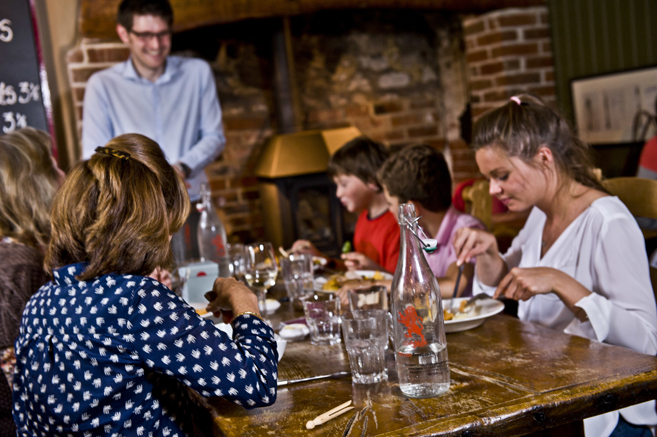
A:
129,29,172,42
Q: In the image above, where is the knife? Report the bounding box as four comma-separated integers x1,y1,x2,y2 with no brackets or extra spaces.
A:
277,371,350,387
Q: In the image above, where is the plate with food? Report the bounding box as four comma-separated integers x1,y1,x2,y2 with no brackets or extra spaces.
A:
312,256,328,269
443,297,504,333
314,270,393,291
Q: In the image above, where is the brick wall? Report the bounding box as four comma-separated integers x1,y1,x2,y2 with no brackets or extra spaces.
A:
66,8,554,244
463,6,556,121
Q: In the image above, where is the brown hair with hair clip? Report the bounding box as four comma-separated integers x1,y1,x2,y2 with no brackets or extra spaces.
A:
95,146,131,161
472,94,607,194
46,134,190,280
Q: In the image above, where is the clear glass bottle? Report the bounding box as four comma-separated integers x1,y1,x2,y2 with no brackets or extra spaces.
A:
197,183,230,277
391,203,450,398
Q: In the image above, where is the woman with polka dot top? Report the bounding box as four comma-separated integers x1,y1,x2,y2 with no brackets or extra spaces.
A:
12,133,278,437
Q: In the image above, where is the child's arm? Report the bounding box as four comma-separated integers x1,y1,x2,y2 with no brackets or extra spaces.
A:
290,239,323,257
341,251,386,271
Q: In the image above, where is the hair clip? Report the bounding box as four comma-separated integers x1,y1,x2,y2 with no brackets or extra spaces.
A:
95,147,131,161
510,96,522,105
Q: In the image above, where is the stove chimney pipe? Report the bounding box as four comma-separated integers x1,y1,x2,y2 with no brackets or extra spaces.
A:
272,17,304,134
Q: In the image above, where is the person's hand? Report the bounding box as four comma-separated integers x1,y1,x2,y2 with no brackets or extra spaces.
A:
290,239,322,257
149,267,172,289
335,280,370,308
204,277,259,324
493,267,561,301
341,252,379,271
452,227,499,266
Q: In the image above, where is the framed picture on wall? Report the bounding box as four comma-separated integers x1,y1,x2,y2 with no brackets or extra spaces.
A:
571,65,657,145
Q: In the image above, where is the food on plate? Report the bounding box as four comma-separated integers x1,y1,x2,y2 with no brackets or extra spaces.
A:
443,300,473,321
320,270,388,291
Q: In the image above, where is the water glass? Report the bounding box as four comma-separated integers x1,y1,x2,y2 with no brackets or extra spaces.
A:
227,243,245,279
347,285,388,311
281,254,313,301
302,293,341,346
341,310,389,384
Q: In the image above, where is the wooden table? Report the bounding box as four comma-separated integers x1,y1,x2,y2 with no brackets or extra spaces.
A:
199,294,657,436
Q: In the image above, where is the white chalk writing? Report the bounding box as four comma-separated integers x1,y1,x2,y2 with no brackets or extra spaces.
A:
0,82,40,105
3,111,28,133
0,19,12,43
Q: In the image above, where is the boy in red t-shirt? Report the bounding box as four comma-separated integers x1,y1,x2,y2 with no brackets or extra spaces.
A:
291,137,400,273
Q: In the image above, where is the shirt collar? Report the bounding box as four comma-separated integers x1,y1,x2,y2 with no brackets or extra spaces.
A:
53,262,88,286
120,56,180,85
434,206,459,246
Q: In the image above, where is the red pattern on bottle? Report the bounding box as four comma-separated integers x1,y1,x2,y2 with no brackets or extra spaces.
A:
397,306,428,354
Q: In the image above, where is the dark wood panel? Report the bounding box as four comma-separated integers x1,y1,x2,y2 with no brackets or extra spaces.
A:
79,0,546,39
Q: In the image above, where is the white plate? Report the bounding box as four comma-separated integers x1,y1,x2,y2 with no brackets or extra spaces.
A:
215,323,286,362
278,323,309,341
313,270,393,291
443,297,504,333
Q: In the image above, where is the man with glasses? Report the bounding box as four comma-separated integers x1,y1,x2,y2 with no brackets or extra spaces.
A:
82,0,225,261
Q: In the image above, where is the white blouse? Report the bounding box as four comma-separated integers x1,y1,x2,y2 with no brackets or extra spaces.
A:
474,196,657,437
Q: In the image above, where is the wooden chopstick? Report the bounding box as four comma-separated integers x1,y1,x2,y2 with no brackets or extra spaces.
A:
306,400,354,429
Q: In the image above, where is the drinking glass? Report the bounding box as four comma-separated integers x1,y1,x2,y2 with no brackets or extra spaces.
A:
303,293,341,346
341,310,389,384
243,242,278,317
227,243,245,280
280,254,314,302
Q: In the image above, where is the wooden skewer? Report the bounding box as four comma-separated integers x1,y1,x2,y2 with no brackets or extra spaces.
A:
306,400,354,429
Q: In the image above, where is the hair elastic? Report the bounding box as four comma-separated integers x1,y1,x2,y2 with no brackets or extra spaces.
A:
510,96,522,105
95,147,131,161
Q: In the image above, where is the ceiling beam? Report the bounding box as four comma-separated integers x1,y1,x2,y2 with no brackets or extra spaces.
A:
80,0,546,39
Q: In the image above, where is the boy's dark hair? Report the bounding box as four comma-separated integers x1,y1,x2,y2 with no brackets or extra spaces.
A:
378,144,452,212
117,0,174,31
328,136,389,190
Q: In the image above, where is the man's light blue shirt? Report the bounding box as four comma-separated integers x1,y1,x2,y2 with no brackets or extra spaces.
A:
82,55,225,200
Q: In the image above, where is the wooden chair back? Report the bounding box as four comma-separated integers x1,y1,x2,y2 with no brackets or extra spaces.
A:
602,177,657,240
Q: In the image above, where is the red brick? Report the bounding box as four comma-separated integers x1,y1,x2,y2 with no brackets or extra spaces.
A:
66,48,84,63
471,95,481,103
72,87,85,104
76,105,83,122
526,56,554,69
487,18,498,30
498,13,537,27
353,117,387,130
464,20,485,36
542,41,552,53
466,39,477,51
70,67,105,83
307,109,345,123
452,161,480,173
373,101,403,115
410,99,436,110
466,49,488,63
540,11,549,24
470,66,480,77
425,139,446,151
472,106,495,118
495,72,541,86
483,90,514,102
241,176,259,187
221,191,239,203
87,47,130,63
470,79,493,91
391,113,424,127
480,61,504,75
224,116,269,131
545,71,555,82
345,105,370,117
528,85,557,97
492,43,539,58
477,30,518,47
384,130,405,141
505,59,521,71
524,28,550,40
408,125,438,138
209,179,227,191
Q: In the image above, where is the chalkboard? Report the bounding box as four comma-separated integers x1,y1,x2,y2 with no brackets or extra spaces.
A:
0,0,52,137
